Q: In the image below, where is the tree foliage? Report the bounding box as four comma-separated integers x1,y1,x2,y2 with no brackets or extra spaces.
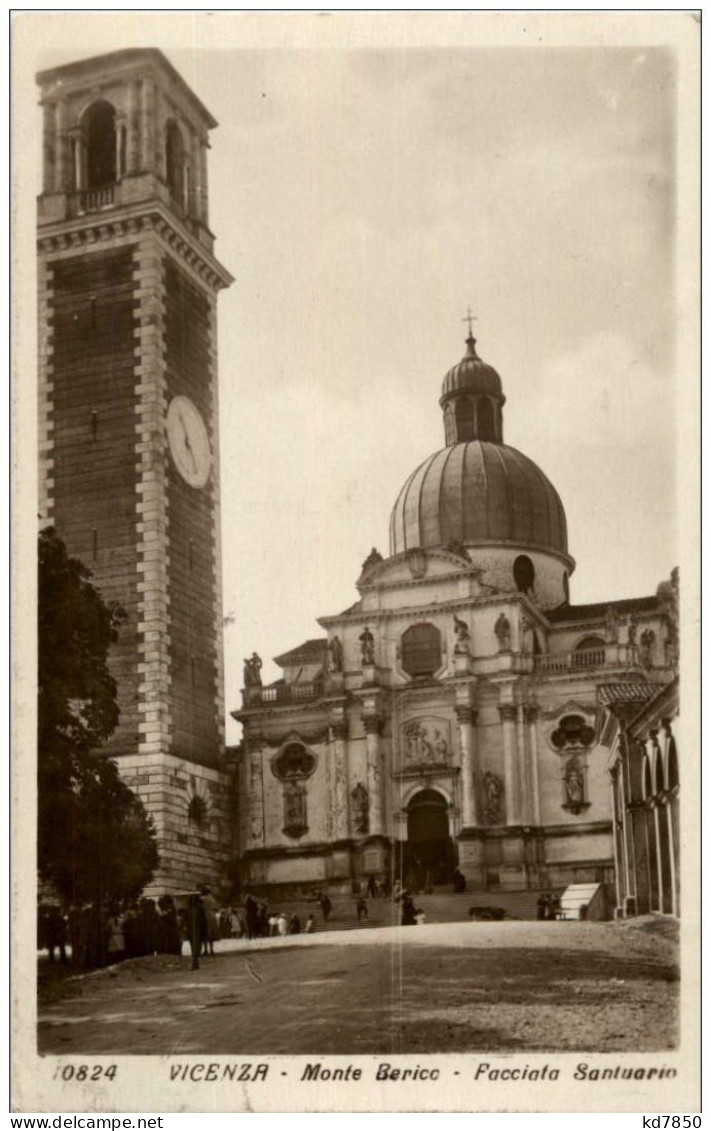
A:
38,528,158,903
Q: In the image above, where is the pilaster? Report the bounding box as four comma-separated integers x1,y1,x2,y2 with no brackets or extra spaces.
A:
362,714,384,836
330,720,350,840
498,703,520,825
134,233,171,758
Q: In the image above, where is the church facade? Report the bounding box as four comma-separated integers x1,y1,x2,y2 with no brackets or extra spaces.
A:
234,334,678,903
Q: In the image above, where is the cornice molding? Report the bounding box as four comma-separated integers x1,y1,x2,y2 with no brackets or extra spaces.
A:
37,204,233,291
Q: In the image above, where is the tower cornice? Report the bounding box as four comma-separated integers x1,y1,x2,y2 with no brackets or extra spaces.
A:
37,202,233,291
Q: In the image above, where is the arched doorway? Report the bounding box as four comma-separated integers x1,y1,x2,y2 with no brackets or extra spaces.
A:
403,789,452,887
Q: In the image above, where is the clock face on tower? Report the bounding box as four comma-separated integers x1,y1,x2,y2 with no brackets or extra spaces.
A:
166,395,212,488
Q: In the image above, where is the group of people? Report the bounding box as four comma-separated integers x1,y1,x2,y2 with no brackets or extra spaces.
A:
242,894,318,940
38,887,226,971
536,892,562,920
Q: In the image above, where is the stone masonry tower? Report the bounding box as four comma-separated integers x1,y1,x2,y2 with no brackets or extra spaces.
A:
36,50,234,894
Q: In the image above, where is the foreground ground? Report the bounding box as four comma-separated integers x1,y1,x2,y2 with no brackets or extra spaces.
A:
38,917,678,1055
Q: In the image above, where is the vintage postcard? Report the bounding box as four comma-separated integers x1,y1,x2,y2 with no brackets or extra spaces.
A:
11,9,700,1116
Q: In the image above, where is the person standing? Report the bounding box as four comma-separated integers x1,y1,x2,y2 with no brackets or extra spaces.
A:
356,896,369,923
304,914,316,934
244,894,258,940
366,875,377,899
319,892,332,923
182,893,207,971
277,912,289,937
401,892,417,926
200,887,219,956
106,908,125,964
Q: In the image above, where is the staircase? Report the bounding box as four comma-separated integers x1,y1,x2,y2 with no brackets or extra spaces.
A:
234,887,560,938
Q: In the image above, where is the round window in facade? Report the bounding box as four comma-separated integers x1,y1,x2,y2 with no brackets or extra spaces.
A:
513,554,535,592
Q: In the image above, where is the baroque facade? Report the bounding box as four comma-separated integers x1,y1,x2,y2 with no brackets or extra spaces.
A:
234,334,678,904
36,50,234,895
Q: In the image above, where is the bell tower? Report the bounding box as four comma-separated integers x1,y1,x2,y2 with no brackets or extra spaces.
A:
37,50,234,894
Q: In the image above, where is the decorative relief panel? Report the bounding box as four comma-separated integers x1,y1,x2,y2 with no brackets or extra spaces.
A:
399,716,451,772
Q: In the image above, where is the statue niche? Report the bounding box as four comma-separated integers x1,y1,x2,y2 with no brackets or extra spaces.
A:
549,715,593,815
351,782,369,835
271,740,316,840
482,772,504,824
282,781,308,839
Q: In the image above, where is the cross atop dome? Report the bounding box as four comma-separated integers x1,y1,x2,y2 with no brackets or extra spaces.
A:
462,305,478,338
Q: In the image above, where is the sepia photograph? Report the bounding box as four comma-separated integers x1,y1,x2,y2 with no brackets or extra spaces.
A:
12,9,699,1115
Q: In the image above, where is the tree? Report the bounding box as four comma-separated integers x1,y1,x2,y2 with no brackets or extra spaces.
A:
38,528,158,903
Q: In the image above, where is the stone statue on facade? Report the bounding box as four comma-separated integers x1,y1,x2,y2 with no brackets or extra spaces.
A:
520,615,535,653
494,612,511,652
361,547,383,573
563,759,585,811
327,634,343,674
639,628,656,670
351,782,369,834
359,626,376,665
243,652,263,687
657,567,679,665
483,772,503,822
433,729,449,761
605,606,620,643
453,614,471,654
283,781,308,838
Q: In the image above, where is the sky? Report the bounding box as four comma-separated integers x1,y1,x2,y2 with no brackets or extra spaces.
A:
18,13,689,743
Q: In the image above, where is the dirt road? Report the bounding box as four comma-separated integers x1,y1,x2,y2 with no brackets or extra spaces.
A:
37,918,678,1055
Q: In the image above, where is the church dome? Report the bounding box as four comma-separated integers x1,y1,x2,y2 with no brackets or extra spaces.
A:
389,440,568,557
440,336,503,401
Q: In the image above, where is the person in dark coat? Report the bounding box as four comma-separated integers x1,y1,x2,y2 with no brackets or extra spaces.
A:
257,902,269,937
180,894,207,971
319,893,332,922
536,893,549,921
244,894,258,940
366,875,378,899
134,899,159,956
401,892,417,926
157,895,182,955
453,868,466,894
41,905,68,964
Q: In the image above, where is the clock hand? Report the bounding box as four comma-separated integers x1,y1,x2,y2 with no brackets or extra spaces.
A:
178,414,198,470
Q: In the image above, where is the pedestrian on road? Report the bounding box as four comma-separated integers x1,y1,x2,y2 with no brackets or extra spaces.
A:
401,892,417,926
366,875,377,899
536,893,549,921
319,893,332,922
200,887,219,956
181,893,207,971
304,914,315,933
356,896,368,923
106,908,125,964
277,912,289,936
244,895,258,940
